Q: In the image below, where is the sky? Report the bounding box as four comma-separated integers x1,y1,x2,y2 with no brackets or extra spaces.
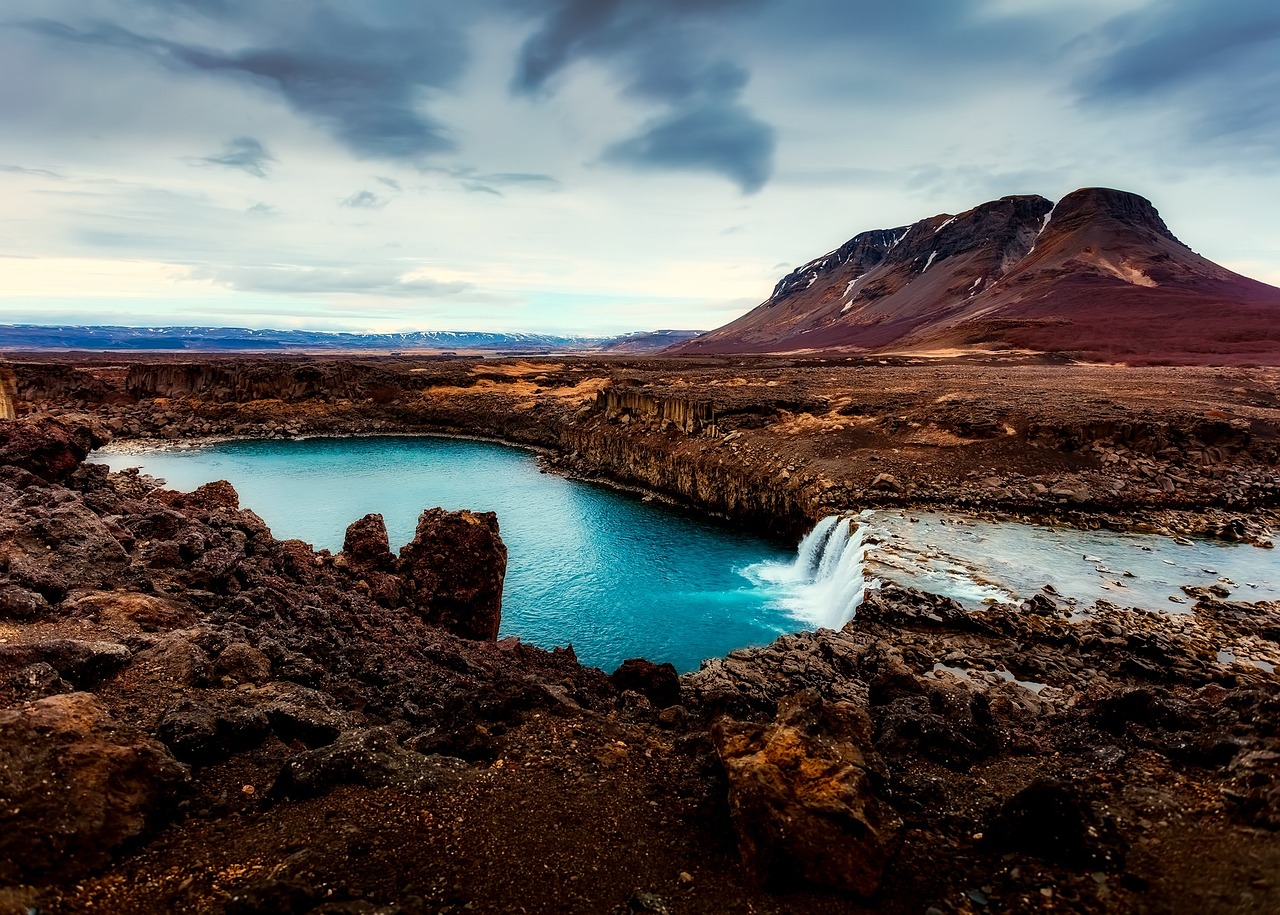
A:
1,0,1278,335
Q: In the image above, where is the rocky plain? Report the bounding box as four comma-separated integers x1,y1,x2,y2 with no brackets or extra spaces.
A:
2,352,1280,914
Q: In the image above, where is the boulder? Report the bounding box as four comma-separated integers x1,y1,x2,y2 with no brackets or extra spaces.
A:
0,416,109,482
0,583,49,620
0,692,187,883
986,778,1126,870
397,508,506,640
342,513,396,573
711,690,901,895
270,728,469,800
610,658,681,708
157,696,272,763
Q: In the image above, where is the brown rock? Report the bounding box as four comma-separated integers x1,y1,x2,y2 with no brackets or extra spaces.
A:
0,692,187,883
342,512,397,573
610,658,681,708
397,508,506,640
0,416,109,482
711,690,901,895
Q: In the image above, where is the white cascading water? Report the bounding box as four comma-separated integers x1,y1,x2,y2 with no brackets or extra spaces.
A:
746,513,875,630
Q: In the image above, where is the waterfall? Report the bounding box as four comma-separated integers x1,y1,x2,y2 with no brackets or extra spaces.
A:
746,513,875,631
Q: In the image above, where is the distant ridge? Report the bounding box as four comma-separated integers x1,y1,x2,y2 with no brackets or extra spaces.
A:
0,324,703,355
673,187,1280,363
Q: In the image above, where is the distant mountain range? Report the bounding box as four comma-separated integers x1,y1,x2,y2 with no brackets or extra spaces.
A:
673,187,1280,363
0,325,705,355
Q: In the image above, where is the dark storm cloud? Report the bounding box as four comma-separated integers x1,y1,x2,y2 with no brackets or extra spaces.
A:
1079,0,1280,154
509,0,775,192
191,137,274,177
604,102,774,194
20,3,470,162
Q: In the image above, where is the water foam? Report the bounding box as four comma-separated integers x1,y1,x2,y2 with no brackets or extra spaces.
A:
746,513,876,630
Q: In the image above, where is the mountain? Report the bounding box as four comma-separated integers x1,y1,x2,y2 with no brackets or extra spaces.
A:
0,325,701,355
596,329,706,353
674,188,1280,363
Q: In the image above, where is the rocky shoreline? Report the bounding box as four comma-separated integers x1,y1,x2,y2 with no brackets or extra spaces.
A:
2,356,1280,913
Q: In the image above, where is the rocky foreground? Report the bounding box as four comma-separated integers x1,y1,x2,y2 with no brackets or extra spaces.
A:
1,387,1279,912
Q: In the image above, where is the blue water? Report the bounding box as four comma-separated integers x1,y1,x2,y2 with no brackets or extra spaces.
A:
95,436,798,673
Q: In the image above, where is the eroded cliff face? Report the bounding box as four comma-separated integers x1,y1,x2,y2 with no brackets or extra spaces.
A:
596,387,715,435
0,366,15,420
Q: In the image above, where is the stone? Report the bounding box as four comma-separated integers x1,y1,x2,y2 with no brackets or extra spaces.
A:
870,472,902,493
610,658,681,708
269,728,469,800
0,583,50,620
0,416,109,482
712,690,901,895
62,589,197,632
0,638,131,689
342,512,397,573
397,508,506,640
0,692,187,883
215,641,273,685
157,696,272,763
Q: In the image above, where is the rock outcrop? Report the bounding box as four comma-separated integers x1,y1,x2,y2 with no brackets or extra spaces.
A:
397,508,507,641
0,692,188,884
0,365,15,421
713,691,901,895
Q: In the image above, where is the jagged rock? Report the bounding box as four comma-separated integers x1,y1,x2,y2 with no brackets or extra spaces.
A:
711,690,901,895
0,638,131,689
0,692,187,883
270,728,469,800
157,696,272,763
869,472,902,493
214,641,273,685
0,415,109,482
132,631,214,686
251,681,356,748
610,658,681,708
397,508,506,641
342,513,397,573
0,583,49,619
62,589,197,631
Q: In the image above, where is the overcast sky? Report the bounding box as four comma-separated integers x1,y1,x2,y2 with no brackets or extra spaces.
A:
2,0,1277,334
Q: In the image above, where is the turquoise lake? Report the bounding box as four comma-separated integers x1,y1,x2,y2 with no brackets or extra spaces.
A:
95,436,799,673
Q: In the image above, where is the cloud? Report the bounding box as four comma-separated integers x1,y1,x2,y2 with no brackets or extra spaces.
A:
604,101,774,193
509,0,776,191
1077,0,1280,155
246,202,278,216
20,3,471,163
195,264,471,297
190,136,274,176
341,190,387,209
0,164,63,179
375,176,402,191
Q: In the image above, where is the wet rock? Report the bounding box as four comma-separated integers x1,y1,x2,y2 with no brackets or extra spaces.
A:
610,658,681,708
157,696,272,763
270,728,469,800
397,508,506,641
0,692,187,883
986,778,1126,870
712,690,901,895
854,584,971,628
